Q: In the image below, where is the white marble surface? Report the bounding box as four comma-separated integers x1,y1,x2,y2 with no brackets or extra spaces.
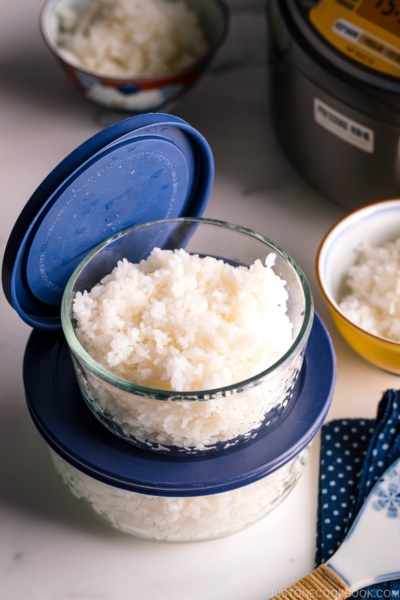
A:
1,1,399,598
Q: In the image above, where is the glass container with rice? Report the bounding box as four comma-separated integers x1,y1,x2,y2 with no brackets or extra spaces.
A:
23,309,334,541
4,114,328,541
61,218,314,454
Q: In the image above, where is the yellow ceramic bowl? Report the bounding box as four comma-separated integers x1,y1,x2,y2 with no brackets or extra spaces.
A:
316,199,400,374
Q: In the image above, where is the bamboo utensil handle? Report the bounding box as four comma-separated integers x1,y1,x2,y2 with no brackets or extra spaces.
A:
270,565,352,600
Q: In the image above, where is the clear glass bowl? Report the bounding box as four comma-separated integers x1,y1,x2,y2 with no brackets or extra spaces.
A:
50,446,310,542
61,218,314,454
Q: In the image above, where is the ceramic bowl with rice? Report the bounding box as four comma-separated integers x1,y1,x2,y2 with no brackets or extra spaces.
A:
61,217,314,455
40,0,229,112
317,199,400,374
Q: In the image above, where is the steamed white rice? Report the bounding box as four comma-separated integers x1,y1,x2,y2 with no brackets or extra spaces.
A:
72,247,301,451
339,237,400,342
80,355,302,451
51,447,308,541
55,0,209,78
73,248,293,391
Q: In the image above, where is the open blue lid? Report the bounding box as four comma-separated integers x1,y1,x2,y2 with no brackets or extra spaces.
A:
2,113,214,331
23,313,336,497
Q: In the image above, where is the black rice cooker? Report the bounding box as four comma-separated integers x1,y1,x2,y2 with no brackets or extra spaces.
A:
267,0,400,210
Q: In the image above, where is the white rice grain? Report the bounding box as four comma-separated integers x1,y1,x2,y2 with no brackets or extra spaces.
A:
339,238,400,342
73,248,293,391
55,0,209,78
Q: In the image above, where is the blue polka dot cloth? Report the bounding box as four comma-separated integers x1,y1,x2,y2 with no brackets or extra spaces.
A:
316,389,400,597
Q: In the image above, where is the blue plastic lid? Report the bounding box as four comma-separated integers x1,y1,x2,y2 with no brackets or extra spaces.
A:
2,113,214,331
23,313,336,497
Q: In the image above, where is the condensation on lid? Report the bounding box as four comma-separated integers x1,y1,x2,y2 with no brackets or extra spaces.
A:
2,113,214,331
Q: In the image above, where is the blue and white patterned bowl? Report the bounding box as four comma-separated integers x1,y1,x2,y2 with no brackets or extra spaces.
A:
40,0,229,112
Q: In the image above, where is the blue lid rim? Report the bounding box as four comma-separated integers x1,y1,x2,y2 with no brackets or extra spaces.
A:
23,313,336,497
2,113,214,331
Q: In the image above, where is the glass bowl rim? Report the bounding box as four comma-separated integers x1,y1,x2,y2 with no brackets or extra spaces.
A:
61,217,314,400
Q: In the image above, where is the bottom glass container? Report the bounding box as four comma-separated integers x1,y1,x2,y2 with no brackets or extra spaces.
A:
23,313,335,542
50,447,309,542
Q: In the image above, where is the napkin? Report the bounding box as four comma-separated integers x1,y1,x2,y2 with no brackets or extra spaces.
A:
316,389,400,597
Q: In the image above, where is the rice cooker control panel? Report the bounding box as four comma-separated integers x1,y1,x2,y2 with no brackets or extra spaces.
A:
310,0,400,78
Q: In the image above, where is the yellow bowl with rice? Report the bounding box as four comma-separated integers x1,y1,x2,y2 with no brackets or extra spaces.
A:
316,199,400,374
